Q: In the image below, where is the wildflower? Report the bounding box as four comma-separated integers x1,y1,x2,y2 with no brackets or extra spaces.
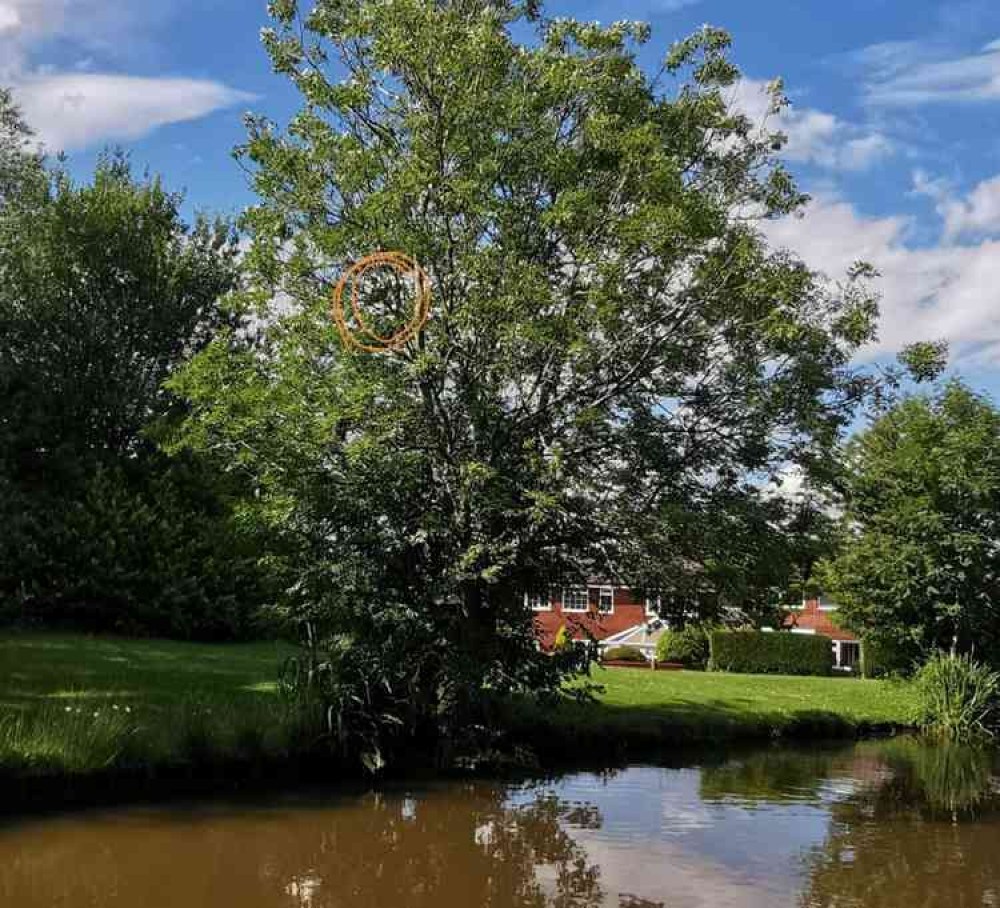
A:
64,706,72,712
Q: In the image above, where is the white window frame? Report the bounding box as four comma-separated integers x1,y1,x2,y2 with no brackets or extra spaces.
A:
561,587,589,613
834,639,861,671
645,595,661,618
524,591,550,612
818,593,838,612
594,585,614,615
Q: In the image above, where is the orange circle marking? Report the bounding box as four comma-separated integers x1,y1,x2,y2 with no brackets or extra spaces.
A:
331,251,431,353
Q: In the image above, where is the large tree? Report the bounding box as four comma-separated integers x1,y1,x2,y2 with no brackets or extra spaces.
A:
171,0,882,732
822,381,1000,662
0,154,270,639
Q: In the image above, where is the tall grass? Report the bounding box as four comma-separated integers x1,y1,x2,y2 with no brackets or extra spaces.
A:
915,652,1000,743
0,695,328,778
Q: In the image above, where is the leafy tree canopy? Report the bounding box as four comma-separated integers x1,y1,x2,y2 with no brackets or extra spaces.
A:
0,152,268,640
0,152,240,488
821,380,1000,660
171,0,888,719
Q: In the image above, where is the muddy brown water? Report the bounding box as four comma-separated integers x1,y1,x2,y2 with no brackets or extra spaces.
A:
1,737,999,907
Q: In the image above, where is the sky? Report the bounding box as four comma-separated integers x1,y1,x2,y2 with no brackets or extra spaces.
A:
5,0,1000,397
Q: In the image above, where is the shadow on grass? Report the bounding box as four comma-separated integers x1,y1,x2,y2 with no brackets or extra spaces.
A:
499,694,904,764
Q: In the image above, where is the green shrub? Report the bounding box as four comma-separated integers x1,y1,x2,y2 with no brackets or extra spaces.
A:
656,624,711,669
861,638,921,678
915,652,1000,743
0,462,274,640
552,624,571,652
709,630,833,676
602,645,647,663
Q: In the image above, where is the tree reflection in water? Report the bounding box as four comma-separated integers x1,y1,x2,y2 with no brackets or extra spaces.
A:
2,739,998,908
0,782,610,908
800,740,1000,908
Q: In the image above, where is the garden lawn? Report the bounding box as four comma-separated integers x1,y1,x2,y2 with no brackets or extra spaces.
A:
0,631,297,783
0,631,293,713
0,632,921,788
507,666,920,756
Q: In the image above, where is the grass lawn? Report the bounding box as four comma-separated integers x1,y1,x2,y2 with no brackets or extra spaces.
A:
594,666,917,728
0,631,920,789
508,665,920,756
0,631,297,783
0,631,294,713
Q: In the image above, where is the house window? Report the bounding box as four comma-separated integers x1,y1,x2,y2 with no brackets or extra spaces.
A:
524,592,550,612
645,595,661,618
836,640,861,671
818,594,838,612
592,586,614,614
562,587,589,612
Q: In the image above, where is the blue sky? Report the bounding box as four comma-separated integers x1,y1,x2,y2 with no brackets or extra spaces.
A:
6,0,1000,395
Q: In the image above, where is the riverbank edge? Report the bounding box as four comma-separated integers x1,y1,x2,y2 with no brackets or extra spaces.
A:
0,711,916,819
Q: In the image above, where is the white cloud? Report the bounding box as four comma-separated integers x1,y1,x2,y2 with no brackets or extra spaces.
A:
0,5,21,35
15,74,254,152
0,0,253,152
730,79,894,172
859,39,1000,105
915,170,1000,241
762,193,1000,365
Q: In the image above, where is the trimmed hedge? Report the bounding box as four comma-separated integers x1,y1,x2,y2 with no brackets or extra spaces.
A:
709,630,834,677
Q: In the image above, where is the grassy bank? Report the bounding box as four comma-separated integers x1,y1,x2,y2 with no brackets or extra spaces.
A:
0,632,920,805
502,666,919,761
0,632,299,781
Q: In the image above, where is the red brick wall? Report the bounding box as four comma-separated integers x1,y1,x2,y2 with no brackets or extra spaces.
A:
785,598,857,641
533,586,650,649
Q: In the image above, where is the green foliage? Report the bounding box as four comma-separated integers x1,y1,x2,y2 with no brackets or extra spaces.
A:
602,645,647,663
0,461,272,639
172,0,884,737
0,154,268,639
860,637,921,679
552,625,571,652
0,86,46,212
914,652,1000,743
822,381,1000,659
709,630,834,676
655,624,711,668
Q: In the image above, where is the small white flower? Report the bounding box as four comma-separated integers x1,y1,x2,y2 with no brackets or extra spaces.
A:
64,706,72,712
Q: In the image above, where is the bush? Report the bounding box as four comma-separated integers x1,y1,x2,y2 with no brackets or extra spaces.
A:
602,645,647,663
709,630,833,676
0,461,274,640
552,624,571,652
915,652,1000,743
861,637,921,678
656,624,711,669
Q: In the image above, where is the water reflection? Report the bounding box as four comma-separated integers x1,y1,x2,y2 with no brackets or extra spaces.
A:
0,783,607,908
800,742,1000,907
0,739,998,908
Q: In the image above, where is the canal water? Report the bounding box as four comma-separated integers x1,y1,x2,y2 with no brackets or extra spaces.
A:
1,737,998,907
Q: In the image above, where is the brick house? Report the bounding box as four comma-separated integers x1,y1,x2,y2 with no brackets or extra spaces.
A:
528,582,660,652
530,584,862,672
783,595,860,672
